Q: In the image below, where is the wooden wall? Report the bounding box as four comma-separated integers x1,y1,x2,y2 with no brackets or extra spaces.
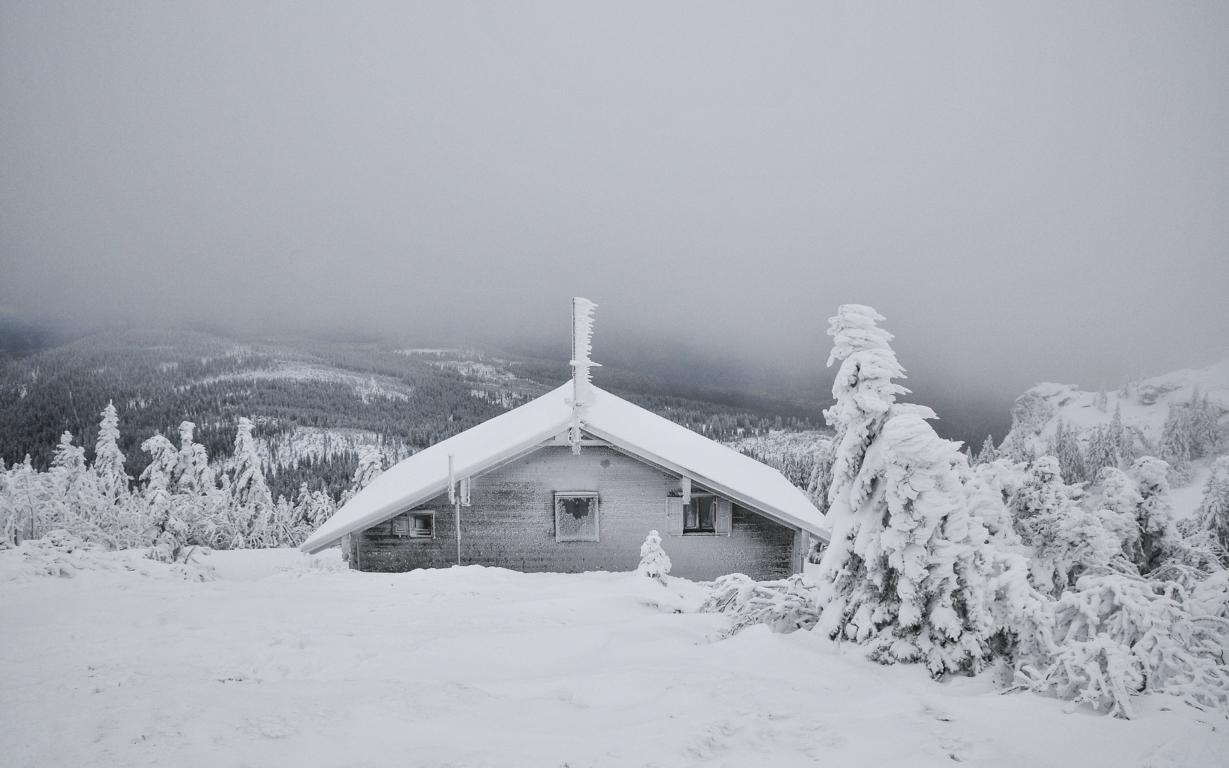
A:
354,445,799,581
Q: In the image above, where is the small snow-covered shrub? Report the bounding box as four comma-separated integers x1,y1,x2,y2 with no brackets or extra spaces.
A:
0,530,216,582
1021,574,1229,718
700,573,820,637
1040,636,1144,718
636,530,671,584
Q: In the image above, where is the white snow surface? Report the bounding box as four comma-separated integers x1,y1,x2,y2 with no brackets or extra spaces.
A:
2,548,1224,768
301,383,827,553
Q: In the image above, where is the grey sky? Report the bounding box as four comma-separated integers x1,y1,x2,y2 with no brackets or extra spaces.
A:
2,1,1227,402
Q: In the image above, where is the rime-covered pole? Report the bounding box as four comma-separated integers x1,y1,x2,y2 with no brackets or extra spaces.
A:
569,297,600,454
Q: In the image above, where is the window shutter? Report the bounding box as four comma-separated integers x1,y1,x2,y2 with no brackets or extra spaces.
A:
666,497,684,536
715,499,732,535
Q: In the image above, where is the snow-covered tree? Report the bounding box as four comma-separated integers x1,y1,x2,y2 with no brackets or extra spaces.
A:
1159,396,1223,486
173,421,214,495
1129,457,1177,573
1009,456,1123,597
1000,428,1037,465
816,305,908,600
93,401,129,503
636,529,671,584
1,456,48,543
1195,456,1229,565
974,435,998,466
1022,574,1229,718
1084,425,1119,481
816,306,994,677
1008,456,1071,526
1093,467,1143,563
140,433,196,560
804,436,834,512
49,431,101,536
341,445,385,505
225,417,274,548
294,482,337,530
1048,419,1087,484
963,459,1023,549
139,434,178,496
1109,404,1135,464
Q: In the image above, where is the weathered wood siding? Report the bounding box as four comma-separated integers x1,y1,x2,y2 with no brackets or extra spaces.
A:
355,445,799,580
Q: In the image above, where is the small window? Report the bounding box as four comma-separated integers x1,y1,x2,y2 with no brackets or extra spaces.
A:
393,511,435,539
410,512,434,538
555,492,599,542
684,495,716,534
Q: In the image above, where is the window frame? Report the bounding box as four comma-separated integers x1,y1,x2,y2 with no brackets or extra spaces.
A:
683,493,718,535
553,491,600,543
392,510,436,540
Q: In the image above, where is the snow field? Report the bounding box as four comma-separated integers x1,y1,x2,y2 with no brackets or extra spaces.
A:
2,549,1226,768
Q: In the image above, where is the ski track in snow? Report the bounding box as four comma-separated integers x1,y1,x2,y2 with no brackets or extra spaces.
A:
1,549,1225,768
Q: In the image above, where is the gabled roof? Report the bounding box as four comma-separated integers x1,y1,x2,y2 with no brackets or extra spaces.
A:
299,383,828,554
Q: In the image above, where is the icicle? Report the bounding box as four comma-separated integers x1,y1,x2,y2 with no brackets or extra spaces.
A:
569,297,600,454
447,453,456,504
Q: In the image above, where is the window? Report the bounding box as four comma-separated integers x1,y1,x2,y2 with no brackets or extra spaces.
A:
554,492,599,542
392,511,435,539
684,495,716,534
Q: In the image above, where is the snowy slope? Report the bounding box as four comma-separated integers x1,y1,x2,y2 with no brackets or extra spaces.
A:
1002,359,1229,467
1004,359,1228,445
1,547,1224,768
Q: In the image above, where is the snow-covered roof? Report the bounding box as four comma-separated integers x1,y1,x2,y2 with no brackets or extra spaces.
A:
300,383,828,554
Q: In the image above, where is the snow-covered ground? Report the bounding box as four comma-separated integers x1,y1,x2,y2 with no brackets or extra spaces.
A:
2,548,1225,768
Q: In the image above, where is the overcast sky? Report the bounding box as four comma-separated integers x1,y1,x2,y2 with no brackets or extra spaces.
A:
2,1,1227,403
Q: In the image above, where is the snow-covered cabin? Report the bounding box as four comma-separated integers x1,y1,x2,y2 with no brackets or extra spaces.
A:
300,301,828,580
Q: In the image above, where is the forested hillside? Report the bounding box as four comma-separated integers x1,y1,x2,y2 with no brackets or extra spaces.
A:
0,327,822,501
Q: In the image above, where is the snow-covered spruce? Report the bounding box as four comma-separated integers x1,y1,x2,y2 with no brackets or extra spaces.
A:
1128,456,1179,574
1009,456,1128,598
1196,455,1229,563
225,417,275,549
340,445,385,506
636,529,671,584
814,305,998,677
93,401,130,505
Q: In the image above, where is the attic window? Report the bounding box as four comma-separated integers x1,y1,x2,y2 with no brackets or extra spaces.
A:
555,492,599,542
393,511,435,539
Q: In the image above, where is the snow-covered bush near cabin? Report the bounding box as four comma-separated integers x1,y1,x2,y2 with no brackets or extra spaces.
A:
699,572,820,637
1020,573,1229,719
636,530,671,584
